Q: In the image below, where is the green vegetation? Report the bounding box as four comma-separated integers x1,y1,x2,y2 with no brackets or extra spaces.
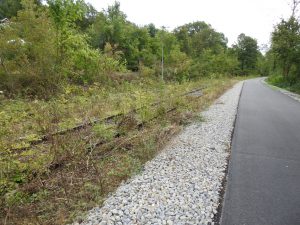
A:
266,1,300,93
1,77,244,224
0,0,42,20
0,0,260,224
0,0,261,99
234,34,260,75
268,75,300,94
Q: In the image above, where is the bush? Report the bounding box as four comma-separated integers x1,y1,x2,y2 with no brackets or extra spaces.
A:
139,65,155,77
268,74,300,94
189,50,239,79
0,0,125,98
0,0,61,98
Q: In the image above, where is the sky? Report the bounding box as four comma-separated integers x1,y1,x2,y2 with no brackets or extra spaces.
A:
86,0,292,49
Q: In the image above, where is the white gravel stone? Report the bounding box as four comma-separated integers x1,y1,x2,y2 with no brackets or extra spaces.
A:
76,82,244,225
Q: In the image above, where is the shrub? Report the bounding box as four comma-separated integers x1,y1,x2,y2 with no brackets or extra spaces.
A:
0,0,61,98
0,0,125,98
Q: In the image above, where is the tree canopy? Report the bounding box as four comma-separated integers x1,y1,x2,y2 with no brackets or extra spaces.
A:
265,0,300,88
271,17,300,77
0,0,261,98
233,33,259,74
0,0,41,19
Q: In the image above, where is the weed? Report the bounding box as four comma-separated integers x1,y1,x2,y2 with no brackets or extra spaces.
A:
0,76,244,224
92,124,115,142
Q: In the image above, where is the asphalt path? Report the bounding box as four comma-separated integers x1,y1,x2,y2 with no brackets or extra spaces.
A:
221,78,300,225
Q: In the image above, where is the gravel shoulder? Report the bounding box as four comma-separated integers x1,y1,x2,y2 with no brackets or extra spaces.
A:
76,82,244,225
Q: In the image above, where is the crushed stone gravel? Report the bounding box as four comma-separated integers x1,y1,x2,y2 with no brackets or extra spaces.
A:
75,81,244,225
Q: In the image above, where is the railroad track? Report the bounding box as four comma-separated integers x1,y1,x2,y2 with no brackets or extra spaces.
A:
10,87,204,152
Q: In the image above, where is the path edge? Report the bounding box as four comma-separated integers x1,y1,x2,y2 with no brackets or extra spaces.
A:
214,80,245,225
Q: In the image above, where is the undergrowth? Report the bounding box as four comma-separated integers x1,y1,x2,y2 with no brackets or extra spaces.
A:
268,75,300,94
0,76,243,225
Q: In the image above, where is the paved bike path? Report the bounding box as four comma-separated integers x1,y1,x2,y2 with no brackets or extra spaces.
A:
221,78,300,225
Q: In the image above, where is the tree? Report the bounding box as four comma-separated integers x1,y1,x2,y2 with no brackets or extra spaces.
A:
147,23,158,38
271,17,300,78
174,21,227,57
88,2,127,52
0,0,41,19
47,0,86,63
234,33,259,74
88,2,161,71
0,0,58,98
76,2,98,31
174,21,236,78
291,0,300,17
0,0,22,19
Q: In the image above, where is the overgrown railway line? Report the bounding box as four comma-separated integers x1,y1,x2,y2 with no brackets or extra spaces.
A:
9,87,204,153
